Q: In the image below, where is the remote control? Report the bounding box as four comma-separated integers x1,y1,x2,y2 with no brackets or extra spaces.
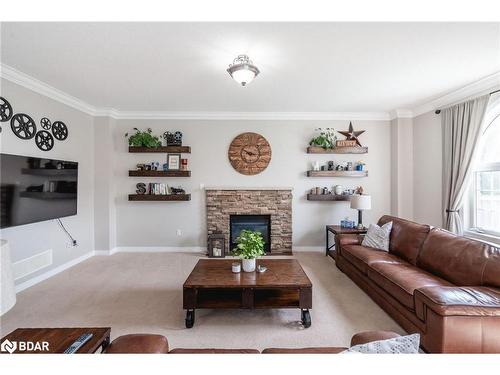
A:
63,333,93,354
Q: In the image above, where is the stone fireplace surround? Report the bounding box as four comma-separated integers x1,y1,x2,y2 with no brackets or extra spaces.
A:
205,187,293,255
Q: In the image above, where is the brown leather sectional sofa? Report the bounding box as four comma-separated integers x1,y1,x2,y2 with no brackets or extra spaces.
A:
104,331,401,354
336,215,500,353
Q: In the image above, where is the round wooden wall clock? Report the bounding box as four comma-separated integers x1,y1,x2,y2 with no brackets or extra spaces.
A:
228,132,272,175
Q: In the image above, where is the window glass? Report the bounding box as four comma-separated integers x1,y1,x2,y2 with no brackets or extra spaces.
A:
473,112,500,235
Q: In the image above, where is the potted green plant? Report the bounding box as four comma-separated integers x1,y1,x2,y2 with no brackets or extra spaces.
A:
231,229,265,272
309,127,337,149
125,128,162,148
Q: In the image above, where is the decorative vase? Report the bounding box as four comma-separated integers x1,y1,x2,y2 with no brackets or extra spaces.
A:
242,258,256,272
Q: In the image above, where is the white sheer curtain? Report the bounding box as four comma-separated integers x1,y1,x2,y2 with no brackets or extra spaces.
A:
442,95,490,234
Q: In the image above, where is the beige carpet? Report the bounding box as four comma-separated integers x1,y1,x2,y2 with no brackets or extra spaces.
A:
0,252,404,350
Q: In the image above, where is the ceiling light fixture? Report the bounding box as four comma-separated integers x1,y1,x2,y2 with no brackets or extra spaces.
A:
227,54,260,86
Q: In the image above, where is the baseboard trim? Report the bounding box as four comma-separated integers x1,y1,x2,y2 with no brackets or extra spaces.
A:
293,246,324,252
15,251,95,293
109,246,206,254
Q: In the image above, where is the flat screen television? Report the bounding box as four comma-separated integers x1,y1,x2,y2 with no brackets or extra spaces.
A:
1,153,78,229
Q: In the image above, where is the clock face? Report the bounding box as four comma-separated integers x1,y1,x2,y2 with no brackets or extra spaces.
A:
228,132,272,175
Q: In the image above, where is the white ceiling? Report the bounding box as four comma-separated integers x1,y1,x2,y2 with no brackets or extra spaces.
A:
1,22,500,114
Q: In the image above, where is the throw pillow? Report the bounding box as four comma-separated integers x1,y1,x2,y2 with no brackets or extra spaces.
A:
342,333,420,354
361,221,393,251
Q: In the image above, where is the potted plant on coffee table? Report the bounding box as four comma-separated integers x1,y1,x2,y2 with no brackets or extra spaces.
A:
231,229,265,272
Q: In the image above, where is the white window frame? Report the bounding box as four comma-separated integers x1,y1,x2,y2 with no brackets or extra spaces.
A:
464,99,500,245
466,162,500,235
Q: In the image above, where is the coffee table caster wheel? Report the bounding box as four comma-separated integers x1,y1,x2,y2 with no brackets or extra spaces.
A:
185,309,195,328
301,309,311,328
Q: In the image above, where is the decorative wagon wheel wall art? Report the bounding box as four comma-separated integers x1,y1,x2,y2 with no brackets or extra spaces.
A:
3,96,70,149
52,121,68,140
10,113,37,139
40,117,52,130
0,97,13,132
35,130,54,151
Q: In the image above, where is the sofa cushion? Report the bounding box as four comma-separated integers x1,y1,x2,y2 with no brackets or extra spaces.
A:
414,286,500,319
367,262,453,310
362,221,393,251
417,228,500,287
342,244,405,274
378,215,430,265
342,333,420,354
105,334,169,354
350,331,401,346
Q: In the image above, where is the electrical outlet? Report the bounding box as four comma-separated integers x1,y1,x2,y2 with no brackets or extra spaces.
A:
176,229,182,236
66,240,78,248
199,183,205,190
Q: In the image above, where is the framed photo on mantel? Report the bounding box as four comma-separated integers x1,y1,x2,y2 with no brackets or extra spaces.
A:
167,153,181,170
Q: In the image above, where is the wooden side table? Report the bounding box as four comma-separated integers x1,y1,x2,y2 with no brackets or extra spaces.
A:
326,225,367,258
0,327,111,354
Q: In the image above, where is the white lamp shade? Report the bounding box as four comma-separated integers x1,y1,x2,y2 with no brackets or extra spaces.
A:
350,194,371,210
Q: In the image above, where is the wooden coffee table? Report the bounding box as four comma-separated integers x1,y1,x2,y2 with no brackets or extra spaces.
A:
183,259,312,328
0,327,111,354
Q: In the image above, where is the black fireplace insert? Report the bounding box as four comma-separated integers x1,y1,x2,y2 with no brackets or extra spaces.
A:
229,214,271,253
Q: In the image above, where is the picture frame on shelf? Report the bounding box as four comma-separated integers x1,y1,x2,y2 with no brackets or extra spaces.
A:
167,153,181,170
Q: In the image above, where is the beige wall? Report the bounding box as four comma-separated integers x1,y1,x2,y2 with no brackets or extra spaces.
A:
413,110,442,227
93,116,117,252
112,119,392,249
390,117,414,220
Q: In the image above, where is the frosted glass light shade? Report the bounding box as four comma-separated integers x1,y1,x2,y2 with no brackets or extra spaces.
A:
230,68,257,86
350,194,372,210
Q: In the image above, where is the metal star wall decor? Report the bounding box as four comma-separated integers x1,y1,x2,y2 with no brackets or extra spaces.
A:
338,122,365,147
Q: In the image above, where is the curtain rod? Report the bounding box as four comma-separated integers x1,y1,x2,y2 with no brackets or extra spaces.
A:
435,89,500,114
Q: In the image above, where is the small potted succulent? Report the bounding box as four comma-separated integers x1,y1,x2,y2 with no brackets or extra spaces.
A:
231,229,265,272
309,127,337,149
125,128,162,148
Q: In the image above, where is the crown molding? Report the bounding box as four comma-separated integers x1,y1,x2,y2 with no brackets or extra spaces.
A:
411,71,500,117
107,111,391,121
0,63,99,116
389,109,414,120
0,63,391,121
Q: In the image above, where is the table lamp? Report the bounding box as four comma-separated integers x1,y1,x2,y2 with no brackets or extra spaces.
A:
350,194,371,229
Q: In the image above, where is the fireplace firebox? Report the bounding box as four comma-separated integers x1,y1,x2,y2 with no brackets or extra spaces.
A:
230,214,271,254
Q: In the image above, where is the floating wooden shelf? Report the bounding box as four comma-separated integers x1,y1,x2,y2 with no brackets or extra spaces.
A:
21,168,78,176
307,170,368,177
128,146,191,153
128,194,191,201
307,146,368,154
128,170,191,177
20,192,77,200
307,194,352,201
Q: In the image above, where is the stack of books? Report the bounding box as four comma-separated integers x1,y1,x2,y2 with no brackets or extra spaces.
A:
146,183,170,195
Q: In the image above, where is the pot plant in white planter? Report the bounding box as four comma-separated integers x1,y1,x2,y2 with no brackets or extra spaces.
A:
231,230,265,272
